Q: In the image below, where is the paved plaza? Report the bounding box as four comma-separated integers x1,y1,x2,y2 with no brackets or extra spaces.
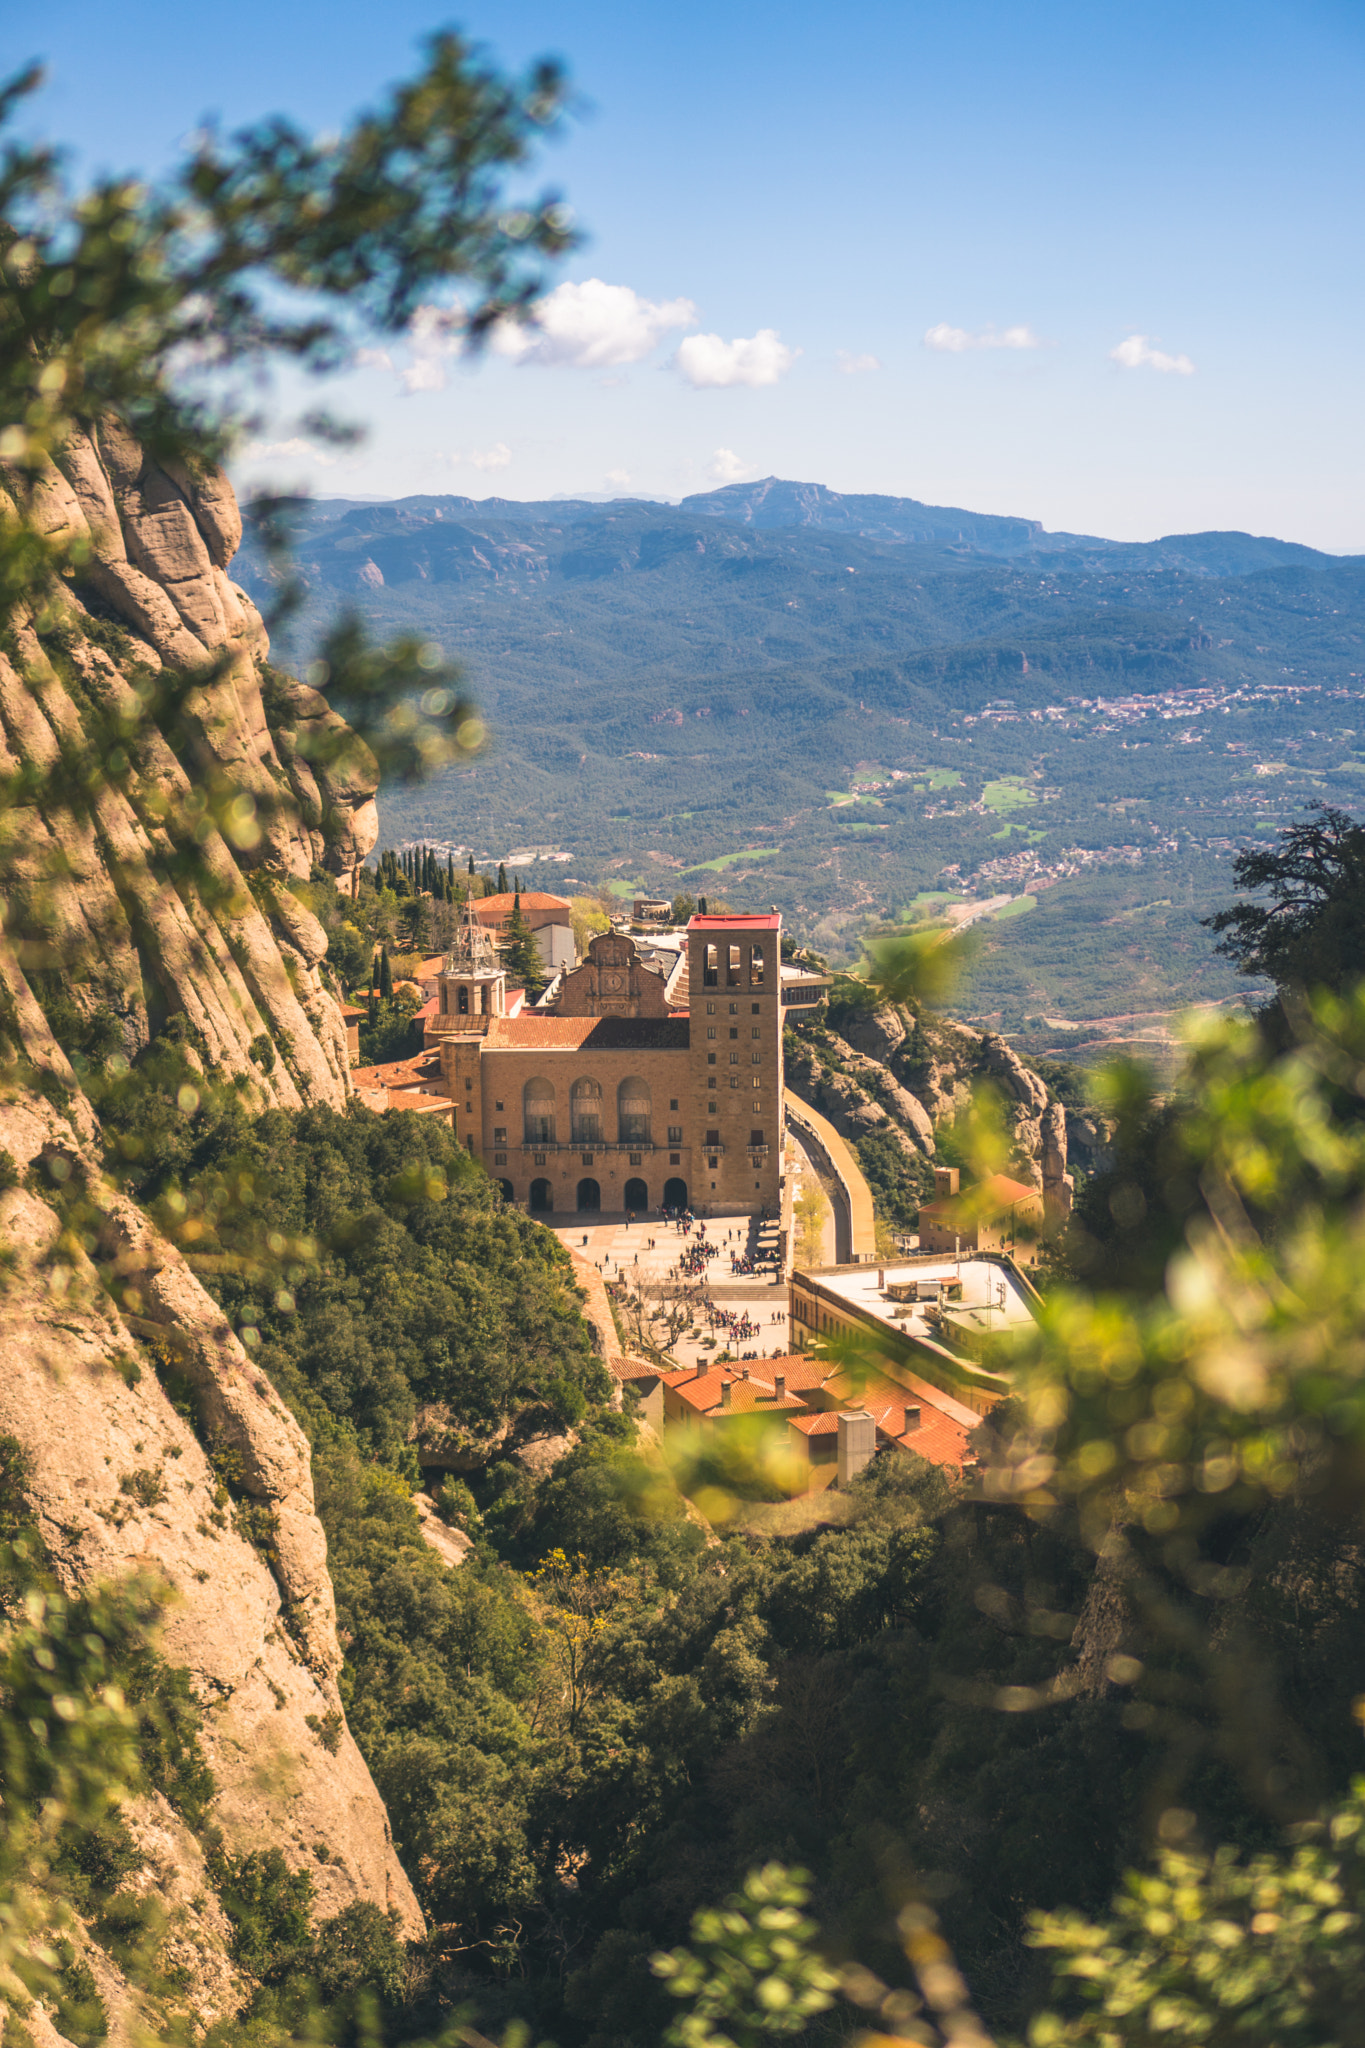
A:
546,1125,842,1370
548,1207,790,1368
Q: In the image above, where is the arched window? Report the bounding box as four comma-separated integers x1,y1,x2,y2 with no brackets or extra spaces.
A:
457,985,469,1014
524,1077,556,1145
617,1076,651,1145
571,1077,602,1145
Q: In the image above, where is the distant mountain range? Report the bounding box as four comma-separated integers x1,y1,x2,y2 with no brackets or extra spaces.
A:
295,475,1351,579
239,478,1365,1041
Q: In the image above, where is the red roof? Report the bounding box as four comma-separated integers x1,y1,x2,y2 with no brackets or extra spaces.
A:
818,1367,979,1471
789,1411,841,1437
351,1052,444,1090
688,912,781,931
667,1365,812,1419
920,1172,1042,1220
473,891,571,919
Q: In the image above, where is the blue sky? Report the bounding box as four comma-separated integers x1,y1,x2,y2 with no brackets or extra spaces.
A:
9,0,1364,545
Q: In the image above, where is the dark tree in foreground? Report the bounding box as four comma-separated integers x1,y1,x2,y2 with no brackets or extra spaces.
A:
1206,804,1365,996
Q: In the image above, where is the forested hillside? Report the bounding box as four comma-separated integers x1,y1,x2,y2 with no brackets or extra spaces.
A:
243,484,1365,1039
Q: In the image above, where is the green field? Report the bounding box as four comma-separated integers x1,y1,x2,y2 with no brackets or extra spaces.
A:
982,776,1038,812
992,894,1037,920
688,847,781,872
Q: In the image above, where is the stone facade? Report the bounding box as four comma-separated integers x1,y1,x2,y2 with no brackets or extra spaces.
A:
430,911,784,1219
556,930,671,1018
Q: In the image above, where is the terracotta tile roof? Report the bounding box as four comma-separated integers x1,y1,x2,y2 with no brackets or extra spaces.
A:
485,1015,690,1051
764,1354,837,1394
920,1172,1043,1220
351,1052,444,1090
789,1410,841,1436
385,1090,455,1117
890,1411,974,1467
669,1366,811,1418
819,1367,977,1470
473,891,571,919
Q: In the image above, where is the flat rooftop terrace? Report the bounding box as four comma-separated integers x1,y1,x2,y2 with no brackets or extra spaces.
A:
799,1254,1039,1349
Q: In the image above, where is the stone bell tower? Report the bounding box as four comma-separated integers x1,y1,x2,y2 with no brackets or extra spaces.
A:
437,898,507,1027
434,899,507,1152
686,911,783,1216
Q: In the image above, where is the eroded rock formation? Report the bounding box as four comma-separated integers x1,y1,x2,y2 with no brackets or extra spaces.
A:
787,1004,1104,1221
0,432,411,2036
0,425,378,1109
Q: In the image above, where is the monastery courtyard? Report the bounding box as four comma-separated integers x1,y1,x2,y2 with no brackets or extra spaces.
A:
547,1126,839,1370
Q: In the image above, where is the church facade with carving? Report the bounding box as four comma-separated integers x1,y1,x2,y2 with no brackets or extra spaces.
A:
426,909,784,1217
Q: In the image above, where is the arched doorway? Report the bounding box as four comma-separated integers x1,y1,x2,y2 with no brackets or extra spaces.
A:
663,1176,688,1210
529,1178,553,1213
497,1179,515,1202
624,1176,648,1211
576,1178,601,1213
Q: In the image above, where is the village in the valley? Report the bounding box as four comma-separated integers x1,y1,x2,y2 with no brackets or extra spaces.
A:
344,881,1056,1505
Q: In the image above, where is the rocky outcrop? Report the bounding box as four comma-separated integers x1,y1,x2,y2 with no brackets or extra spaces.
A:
0,430,421,2034
413,1492,474,1570
0,1081,423,1972
1041,1099,1074,1227
0,424,379,1110
792,1003,1086,1219
1067,1106,1117,1177
842,1002,907,1064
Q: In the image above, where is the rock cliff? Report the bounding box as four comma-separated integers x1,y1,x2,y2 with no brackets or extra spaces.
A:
786,1002,1111,1231
0,437,413,2040
0,421,379,1110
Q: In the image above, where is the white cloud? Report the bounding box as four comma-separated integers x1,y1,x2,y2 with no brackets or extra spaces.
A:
240,437,338,468
837,350,882,374
675,329,798,389
401,305,464,394
707,448,755,484
1110,333,1195,376
923,322,1042,353
353,346,394,373
468,442,513,472
492,278,697,369
605,468,632,487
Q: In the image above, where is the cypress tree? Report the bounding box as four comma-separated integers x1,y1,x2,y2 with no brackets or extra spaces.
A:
497,861,507,894
467,853,475,877
379,945,393,1002
367,959,379,1025
505,896,545,996
447,853,455,889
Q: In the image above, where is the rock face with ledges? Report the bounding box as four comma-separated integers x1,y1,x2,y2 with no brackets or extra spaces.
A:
0,1075,424,2026
0,423,420,2036
0,424,380,1107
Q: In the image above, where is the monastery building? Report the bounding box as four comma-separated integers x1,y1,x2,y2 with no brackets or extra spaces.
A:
422,902,785,1217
